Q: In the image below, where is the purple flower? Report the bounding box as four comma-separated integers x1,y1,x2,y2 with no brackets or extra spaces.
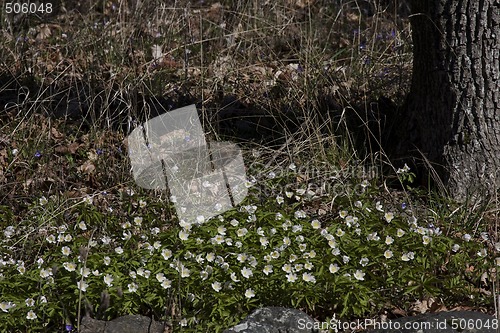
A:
65,324,73,332
401,202,407,209
96,148,103,155
34,151,42,158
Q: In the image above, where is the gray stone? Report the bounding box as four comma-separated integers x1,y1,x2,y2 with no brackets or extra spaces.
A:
223,306,321,333
365,311,497,333
80,315,167,333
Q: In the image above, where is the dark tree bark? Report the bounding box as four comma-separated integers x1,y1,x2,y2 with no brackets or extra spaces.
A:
403,0,499,200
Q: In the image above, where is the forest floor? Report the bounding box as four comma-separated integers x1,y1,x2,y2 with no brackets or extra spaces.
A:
0,1,498,332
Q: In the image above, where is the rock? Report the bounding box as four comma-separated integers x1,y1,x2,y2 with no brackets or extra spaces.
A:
364,311,496,333
80,315,167,333
223,306,321,333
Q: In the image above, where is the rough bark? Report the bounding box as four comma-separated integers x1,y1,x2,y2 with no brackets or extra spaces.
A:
404,0,499,200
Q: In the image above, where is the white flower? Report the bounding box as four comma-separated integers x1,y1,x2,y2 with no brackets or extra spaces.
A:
40,296,47,304
161,249,173,260
237,228,248,237
83,196,93,205
39,196,48,205
63,262,77,272
477,248,487,257
211,235,225,244
263,265,273,275
104,274,114,287
78,221,87,230
25,298,35,307
77,280,88,292
245,289,255,298
286,273,298,282
139,199,147,208
115,247,123,254
206,253,215,262
401,253,410,261
385,236,394,245
134,216,143,226
384,250,393,259
180,265,191,278
294,210,307,219
384,212,394,223
179,230,189,241
354,200,362,208
396,229,405,237
26,310,37,320
276,196,284,204
353,270,365,281
267,171,276,179
282,264,292,273
127,282,138,293
331,248,340,255
422,235,431,245
40,268,52,278
80,267,91,278
196,215,205,224
452,244,460,252
375,201,383,212
367,232,380,241
463,234,471,242
396,163,410,173
328,239,337,248
155,273,166,283
311,220,321,229
3,225,16,238
339,210,348,218
46,235,56,243
241,267,253,279
0,301,16,313
217,226,227,235
237,253,248,263
161,279,172,289
103,256,111,265
336,228,345,237
342,255,350,264
302,272,316,283
359,257,369,266
211,281,222,292
61,246,71,256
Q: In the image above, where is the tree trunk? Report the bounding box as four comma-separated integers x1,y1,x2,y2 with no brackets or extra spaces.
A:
404,0,499,200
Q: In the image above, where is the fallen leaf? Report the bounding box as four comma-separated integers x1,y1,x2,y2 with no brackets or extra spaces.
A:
55,142,80,154
51,127,64,139
37,24,52,40
78,160,95,174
